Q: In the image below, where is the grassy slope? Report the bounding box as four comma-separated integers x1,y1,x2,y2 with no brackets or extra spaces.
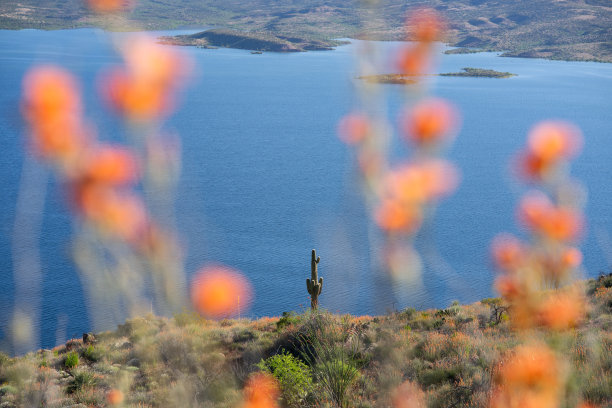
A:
0,0,611,61
0,275,610,407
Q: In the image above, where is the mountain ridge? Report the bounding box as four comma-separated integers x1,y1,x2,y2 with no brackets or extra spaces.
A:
1,0,611,61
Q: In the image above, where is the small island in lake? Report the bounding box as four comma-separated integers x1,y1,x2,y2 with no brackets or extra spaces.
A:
357,74,419,84
440,67,517,78
358,68,516,84
159,28,348,53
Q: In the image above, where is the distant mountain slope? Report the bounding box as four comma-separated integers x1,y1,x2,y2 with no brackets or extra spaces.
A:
1,0,611,62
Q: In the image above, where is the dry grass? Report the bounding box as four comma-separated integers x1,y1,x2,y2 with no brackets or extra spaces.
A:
0,276,610,407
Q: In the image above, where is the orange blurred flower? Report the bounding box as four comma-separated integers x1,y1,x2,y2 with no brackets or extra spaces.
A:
401,98,459,147
106,389,124,405
75,186,148,243
190,266,253,319
495,274,524,302
22,65,86,159
78,145,139,186
87,0,132,13
242,372,280,408
338,113,371,144
520,121,582,180
103,35,190,120
375,199,422,233
519,151,548,181
537,289,585,330
391,380,426,408
105,68,170,120
384,160,460,204
375,160,458,233
491,234,526,271
396,43,431,77
406,9,446,43
492,343,564,408
528,121,582,163
539,246,583,283
518,192,583,242
561,247,582,268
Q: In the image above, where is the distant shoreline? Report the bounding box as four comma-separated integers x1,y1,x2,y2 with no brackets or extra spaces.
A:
9,23,606,66
0,24,609,63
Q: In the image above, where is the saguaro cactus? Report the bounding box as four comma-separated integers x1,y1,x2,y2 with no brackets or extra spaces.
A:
306,249,323,310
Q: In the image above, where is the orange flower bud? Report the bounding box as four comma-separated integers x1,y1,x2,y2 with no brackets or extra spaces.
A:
75,187,148,243
401,98,459,146
102,35,191,120
561,247,582,268
106,389,124,405
337,113,371,144
519,150,548,180
391,380,426,408
191,266,253,319
495,275,523,301
375,199,422,233
79,145,139,186
104,68,169,120
87,0,132,13
22,65,85,159
491,234,525,271
537,290,585,330
492,344,563,408
242,372,280,408
527,121,582,162
518,192,582,242
385,160,460,204
396,43,431,77
406,9,446,43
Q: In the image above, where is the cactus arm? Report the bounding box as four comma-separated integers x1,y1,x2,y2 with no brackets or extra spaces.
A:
318,277,323,292
307,279,312,293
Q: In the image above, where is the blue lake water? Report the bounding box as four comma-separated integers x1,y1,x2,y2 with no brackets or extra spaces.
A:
1,28,612,353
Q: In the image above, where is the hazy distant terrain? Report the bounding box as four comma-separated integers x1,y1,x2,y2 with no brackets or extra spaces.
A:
1,0,611,61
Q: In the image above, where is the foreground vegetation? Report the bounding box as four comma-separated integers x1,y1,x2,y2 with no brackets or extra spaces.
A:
1,275,610,407
0,0,610,62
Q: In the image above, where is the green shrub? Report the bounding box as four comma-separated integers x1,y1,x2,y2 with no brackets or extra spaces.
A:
66,370,97,394
174,309,205,327
419,367,460,387
0,352,11,368
432,319,445,329
0,384,17,397
64,351,79,369
83,345,103,362
276,311,300,331
257,350,313,407
399,307,416,320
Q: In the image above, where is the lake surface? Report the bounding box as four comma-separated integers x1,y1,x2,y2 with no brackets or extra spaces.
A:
1,28,611,353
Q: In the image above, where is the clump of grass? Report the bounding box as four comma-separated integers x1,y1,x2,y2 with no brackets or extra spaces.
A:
64,351,79,370
83,345,103,362
297,313,361,408
66,370,96,394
